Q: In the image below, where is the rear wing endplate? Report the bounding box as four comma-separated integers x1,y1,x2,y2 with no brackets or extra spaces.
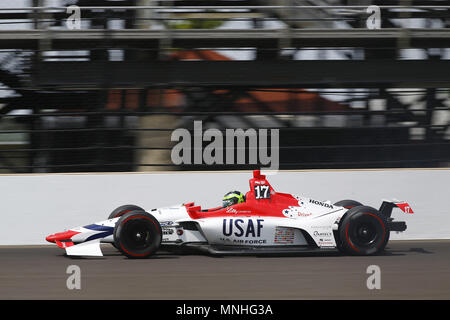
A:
379,200,414,218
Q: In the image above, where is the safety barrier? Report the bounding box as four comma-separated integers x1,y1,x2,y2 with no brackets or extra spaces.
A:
0,168,448,244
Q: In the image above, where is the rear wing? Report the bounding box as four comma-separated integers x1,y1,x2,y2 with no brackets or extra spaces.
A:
379,200,413,233
379,200,414,218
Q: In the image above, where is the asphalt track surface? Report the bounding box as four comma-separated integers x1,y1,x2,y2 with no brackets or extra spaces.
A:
1,240,449,300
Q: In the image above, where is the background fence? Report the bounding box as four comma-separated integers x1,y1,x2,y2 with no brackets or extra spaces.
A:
0,0,448,173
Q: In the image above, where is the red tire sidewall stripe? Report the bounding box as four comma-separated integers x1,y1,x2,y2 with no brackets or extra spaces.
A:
119,215,160,257
363,212,386,247
115,210,130,217
345,212,386,252
345,222,360,252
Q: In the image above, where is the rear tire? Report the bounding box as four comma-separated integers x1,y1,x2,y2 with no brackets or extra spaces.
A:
338,206,389,256
113,210,162,259
333,200,364,252
334,199,363,209
108,204,144,220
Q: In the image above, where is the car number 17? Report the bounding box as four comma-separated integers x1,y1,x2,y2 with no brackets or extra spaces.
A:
254,185,270,199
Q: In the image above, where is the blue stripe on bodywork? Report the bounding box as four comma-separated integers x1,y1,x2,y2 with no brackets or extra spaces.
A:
85,231,113,242
83,224,114,241
84,224,114,232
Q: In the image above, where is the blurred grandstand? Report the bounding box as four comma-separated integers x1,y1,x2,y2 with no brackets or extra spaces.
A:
0,0,448,172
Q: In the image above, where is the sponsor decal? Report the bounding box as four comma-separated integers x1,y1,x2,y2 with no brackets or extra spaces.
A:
282,206,311,218
233,239,266,244
162,228,174,235
309,199,334,209
313,231,332,237
274,227,295,244
222,219,264,237
226,207,238,214
318,240,335,247
313,230,334,246
226,207,252,214
298,212,312,217
219,237,267,244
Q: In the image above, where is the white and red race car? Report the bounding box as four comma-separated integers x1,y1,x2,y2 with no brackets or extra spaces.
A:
46,170,413,258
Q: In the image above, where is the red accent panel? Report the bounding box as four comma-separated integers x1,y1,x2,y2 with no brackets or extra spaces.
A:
55,240,75,249
253,170,264,179
395,202,414,214
186,173,299,219
46,230,81,243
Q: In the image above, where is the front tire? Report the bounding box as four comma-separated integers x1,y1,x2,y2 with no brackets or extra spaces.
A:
338,206,389,256
113,210,162,259
108,205,145,249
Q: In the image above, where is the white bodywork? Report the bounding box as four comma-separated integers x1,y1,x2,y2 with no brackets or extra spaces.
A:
63,196,350,257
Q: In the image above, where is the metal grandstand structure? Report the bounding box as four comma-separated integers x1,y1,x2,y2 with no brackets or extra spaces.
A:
0,0,448,172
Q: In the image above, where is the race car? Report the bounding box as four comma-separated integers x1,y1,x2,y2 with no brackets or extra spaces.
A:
46,170,413,258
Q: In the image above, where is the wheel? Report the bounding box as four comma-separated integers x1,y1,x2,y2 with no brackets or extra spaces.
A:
108,205,145,249
334,199,363,209
338,206,389,256
333,200,363,251
108,204,144,220
113,210,162,259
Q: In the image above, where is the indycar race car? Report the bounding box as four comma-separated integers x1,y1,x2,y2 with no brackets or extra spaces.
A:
46,170,413,258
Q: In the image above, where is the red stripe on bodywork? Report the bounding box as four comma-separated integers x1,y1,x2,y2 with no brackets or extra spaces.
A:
46,230,81,243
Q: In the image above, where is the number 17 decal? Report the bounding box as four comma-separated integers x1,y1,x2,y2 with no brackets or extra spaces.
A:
255,185,270,199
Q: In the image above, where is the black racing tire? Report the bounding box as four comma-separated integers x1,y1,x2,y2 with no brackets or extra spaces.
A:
334,199,363,209
338,206,389,256
113,210,162,259
333,200,363,251
108,205,145,249
108,204,144,220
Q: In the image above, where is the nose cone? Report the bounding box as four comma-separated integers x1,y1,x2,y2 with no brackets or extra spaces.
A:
46,230,80,243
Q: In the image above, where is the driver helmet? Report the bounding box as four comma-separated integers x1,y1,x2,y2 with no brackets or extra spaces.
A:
222,191,245,207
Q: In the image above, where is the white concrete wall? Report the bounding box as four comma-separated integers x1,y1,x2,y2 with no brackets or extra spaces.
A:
0,169,448,245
